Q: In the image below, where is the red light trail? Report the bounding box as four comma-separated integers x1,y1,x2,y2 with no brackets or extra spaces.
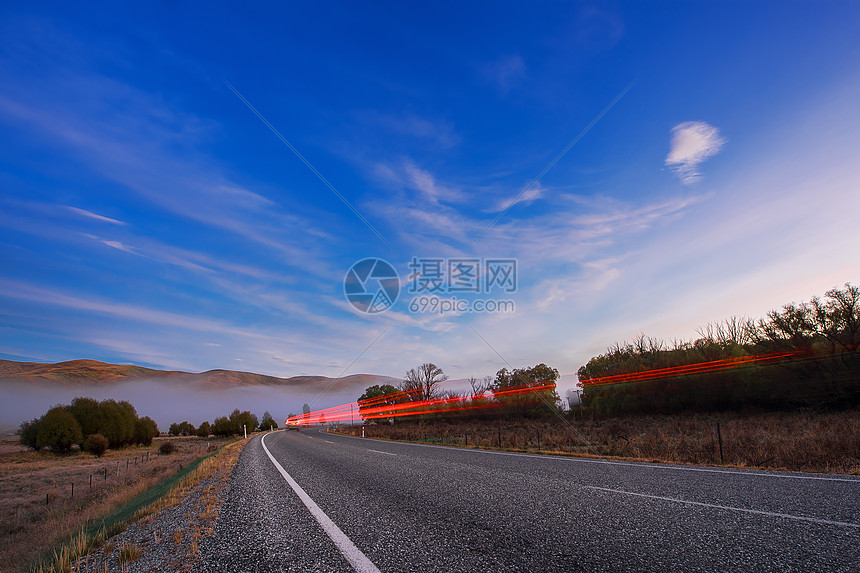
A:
577,350,805,387
285,384,557,426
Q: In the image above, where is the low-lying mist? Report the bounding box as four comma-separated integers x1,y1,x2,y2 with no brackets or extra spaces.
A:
0,379,364,433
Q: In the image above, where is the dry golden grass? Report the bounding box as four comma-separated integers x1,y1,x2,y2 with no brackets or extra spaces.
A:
27,436,247,573
0,435,230,573
117,541,141,565
339,408,860,474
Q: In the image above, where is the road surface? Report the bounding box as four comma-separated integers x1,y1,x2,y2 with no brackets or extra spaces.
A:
194,429,860,572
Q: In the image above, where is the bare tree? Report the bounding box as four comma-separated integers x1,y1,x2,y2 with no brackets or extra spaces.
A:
467,376,491,398
402,363,448,401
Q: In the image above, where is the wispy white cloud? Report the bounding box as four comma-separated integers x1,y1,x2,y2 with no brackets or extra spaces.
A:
0,57,335,281
101,240,139,255
373,158,464,204
665,121,725,184
488,182,544,212
66,206,126,225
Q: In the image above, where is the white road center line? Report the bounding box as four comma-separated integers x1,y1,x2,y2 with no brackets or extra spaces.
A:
324,440,334,444
261,433,381,573
584,485,860,528
366,449,397,456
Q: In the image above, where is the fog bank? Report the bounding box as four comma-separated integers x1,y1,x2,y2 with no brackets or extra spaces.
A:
0,379,363,433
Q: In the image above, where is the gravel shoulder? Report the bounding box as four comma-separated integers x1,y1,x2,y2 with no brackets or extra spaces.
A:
192,432,349,573
72,439,244,573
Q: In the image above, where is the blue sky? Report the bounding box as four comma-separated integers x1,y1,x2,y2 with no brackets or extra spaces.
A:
2,2,860,390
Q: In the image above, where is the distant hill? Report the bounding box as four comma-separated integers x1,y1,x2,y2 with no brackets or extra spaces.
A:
0,358,399,390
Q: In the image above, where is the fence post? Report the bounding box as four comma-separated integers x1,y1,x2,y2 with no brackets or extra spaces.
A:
71,483,74,500
717,422,724,463
498,427,502,449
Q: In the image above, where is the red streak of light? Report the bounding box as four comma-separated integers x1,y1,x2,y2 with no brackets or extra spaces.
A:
578,350,803,387
285,384,557,426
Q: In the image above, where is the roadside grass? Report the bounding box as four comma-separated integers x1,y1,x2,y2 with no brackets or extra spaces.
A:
0,434,239,573
334,408,860,474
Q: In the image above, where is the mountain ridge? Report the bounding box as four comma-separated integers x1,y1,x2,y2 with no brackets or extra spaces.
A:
0,358,399,389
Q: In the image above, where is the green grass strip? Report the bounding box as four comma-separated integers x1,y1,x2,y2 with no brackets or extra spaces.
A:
83,442,229,538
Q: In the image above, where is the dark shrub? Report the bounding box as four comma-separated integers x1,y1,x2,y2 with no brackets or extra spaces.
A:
212,416,234,437
159,441,177,455
83,433,109,457
18,418,42,451
196,421,211,438
133,417,159,446
37,407,83,453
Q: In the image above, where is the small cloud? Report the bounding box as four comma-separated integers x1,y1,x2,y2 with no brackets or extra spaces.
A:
488,182,544,212
67,206,126,225
374,159,463,204
665,121,726,184
102,240,139,255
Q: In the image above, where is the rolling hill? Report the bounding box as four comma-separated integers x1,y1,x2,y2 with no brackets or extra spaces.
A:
0,358,399,390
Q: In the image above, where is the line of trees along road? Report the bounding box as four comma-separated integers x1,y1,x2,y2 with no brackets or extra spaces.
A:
356,283,858,423
168,410,278,437
578,283,860,415
358,362,562,423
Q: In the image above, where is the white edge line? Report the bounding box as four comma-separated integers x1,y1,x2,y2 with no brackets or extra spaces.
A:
328,430,860,483
261,432,381,573
583,485,860,529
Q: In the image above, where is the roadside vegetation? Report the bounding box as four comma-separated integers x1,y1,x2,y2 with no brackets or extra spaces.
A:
0,433,228,573
5,398,278,573
339,283,860,475
19,397,158,455
168,410,278,438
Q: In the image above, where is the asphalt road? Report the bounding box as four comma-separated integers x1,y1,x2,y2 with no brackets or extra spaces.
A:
195,429,860,572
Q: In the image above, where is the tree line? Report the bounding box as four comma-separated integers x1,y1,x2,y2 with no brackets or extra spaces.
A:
18,397,158,455
167,410,278,437
357,362,562,423
577,283,860,415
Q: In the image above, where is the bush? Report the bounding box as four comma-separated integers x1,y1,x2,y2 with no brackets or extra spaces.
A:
83,433,109,457
168,421,195,436
133,417,159,446
18,418,41,451
259,411,278,431
229,409,258,436
36,407,83,453
196,421,211,437
212,416,234,437
96,399,135,448
159,441,177,455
